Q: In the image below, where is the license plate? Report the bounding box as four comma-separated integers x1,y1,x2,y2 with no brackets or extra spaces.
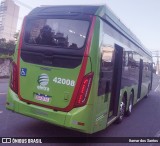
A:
35,94,51,103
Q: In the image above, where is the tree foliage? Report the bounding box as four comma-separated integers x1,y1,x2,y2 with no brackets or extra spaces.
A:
0,38,7,48
0,38,16,55
14,31,19,42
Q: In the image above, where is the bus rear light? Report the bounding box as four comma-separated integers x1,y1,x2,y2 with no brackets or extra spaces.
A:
10,62,18,94
77,122,85,126
75,72,94,107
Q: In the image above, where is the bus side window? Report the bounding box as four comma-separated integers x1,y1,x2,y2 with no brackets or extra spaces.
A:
98,46,115,96
101,46,115,69
123,51,128,66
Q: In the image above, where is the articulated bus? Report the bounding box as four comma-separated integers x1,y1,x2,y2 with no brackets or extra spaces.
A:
6,5,152,134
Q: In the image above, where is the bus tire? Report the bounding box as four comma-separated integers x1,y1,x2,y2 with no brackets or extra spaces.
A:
145,84,150,98
126,92,133,116
116,96,126,123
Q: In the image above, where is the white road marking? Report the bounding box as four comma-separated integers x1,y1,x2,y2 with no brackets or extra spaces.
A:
0,110,3,114
154,85,160,92
150,130,160,146
0,93,6,95
155,130,160,137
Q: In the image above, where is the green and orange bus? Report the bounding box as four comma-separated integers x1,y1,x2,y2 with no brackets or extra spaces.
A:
6,5,152,134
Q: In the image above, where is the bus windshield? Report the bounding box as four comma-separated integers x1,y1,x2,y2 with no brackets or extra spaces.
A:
24,19,90,49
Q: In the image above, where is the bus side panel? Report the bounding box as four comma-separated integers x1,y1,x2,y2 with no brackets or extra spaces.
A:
88,17,109,133
140,58,152,98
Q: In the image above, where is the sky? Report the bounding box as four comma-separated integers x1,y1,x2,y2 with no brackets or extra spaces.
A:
5,0,160,53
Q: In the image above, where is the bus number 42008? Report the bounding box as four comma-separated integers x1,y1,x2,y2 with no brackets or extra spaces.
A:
53,77,75,87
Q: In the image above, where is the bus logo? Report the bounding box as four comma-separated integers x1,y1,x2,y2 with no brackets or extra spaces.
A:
38,74,49,86
37,74,50,91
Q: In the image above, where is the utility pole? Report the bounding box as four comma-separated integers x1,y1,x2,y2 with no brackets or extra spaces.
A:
152,50,160,75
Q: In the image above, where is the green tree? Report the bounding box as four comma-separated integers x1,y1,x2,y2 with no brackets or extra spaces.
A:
14,31,19,42
6,40,16,55
0,38,7,48
0,38,15,55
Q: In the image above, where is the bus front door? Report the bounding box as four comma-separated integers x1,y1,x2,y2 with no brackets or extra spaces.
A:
108,44,123,118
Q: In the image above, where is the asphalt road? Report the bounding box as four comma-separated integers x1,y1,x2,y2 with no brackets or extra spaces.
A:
0,75,160,146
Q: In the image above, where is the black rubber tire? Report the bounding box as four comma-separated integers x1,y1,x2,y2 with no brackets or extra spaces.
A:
145,84,150,98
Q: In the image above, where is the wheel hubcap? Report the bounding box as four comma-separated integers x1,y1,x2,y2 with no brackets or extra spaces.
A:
120,101,125,119
129,99,132,112
129,104,132,112
129,94,133,113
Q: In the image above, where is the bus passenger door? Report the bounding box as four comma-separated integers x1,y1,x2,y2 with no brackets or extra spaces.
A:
108,44,123,118
97,44,123,123
137,59,143,99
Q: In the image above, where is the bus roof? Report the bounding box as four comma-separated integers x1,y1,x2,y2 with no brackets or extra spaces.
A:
28,5,100,16
96,5,152,58
28,5,152,58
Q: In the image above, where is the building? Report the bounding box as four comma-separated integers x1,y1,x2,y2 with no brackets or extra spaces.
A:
152,50,160,75
0,0,19,41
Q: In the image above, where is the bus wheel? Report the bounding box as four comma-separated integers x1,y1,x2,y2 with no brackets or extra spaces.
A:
126,92,133,116
145,84,150,98
116,97,126,123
